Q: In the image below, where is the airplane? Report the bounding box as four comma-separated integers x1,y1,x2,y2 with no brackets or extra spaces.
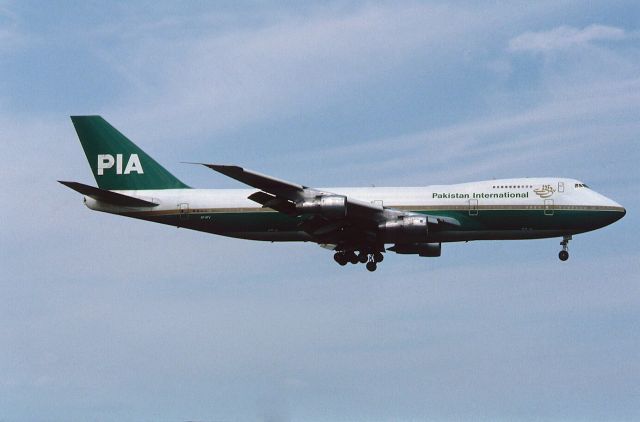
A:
60,116,626,271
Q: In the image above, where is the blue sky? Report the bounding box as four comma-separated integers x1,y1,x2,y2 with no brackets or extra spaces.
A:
1,1,639,421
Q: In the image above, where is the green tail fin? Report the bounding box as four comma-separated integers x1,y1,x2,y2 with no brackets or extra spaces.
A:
71,116,190,190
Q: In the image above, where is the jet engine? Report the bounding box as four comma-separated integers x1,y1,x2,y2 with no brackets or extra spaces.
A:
389,242,442,257
378,215,429,243
296,195,347,219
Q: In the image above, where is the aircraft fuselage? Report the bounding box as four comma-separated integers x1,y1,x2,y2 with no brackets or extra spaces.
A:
86,177,625,243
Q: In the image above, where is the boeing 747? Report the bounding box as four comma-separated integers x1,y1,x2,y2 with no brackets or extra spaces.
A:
60,116,626,271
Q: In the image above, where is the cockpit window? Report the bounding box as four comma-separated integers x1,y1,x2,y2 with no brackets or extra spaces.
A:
574,183,589,188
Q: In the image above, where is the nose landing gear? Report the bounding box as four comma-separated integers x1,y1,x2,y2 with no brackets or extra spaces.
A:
559,235,571,261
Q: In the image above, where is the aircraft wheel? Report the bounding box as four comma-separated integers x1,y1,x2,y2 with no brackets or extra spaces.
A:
358,252,369,264
334,252,347,266
346,251,359,264
373,252,384,263
559,250,569,261
366,261,377,272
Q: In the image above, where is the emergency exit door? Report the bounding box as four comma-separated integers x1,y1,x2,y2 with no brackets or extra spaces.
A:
178,203,190,220
469,199,478,216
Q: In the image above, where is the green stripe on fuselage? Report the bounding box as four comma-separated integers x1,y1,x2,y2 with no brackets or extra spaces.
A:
123,207,624,242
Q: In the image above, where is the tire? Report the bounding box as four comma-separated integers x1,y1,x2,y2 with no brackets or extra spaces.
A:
334,252,347,266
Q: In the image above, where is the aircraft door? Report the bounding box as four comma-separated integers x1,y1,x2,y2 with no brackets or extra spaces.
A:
178,202,190,221
544,199,554,216
469,199,478,216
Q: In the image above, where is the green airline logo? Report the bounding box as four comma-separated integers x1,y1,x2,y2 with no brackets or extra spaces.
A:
533,184,555,198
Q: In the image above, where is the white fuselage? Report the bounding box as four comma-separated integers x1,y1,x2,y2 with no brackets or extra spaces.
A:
84,177,625,244
88,177,622,214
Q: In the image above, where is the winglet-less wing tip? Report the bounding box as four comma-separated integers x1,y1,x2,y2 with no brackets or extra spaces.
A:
196,163,306,198
184,162,246,174
204,164,245,173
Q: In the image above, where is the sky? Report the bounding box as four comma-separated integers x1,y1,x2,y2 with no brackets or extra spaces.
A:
1,1,639,421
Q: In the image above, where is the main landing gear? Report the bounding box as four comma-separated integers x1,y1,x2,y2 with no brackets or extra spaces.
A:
559,235,571,261
333,250,384,271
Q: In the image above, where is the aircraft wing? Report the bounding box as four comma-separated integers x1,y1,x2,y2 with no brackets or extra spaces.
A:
200,163,387,218
201,164,307,200
200,163,459,246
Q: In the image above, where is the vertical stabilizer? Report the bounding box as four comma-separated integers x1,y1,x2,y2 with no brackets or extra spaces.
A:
71,116,189,190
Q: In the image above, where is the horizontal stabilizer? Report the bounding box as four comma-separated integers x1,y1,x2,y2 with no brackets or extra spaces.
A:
58,181,158,207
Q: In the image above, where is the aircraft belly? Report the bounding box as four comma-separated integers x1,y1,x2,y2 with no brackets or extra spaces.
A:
424,209,622,242
123,208,621,243
431,230,576,242
221,231,312,241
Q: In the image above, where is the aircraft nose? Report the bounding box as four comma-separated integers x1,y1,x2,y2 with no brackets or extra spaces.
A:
601,194,625,223
605,195,625,211
611,203,626,223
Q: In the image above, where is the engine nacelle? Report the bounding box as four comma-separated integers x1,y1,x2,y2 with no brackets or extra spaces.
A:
390,242,442,257
296,195,347,219
378,215,428,243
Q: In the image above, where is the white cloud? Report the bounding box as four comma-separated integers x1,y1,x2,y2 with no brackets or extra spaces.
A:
508,24,628,52
92,3,537,142
278,77,640,188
